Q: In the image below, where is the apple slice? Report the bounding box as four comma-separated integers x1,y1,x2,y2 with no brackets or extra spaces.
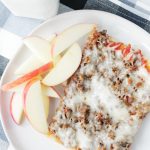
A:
2,62,53,91
43,86,60,98
15,56,45,75
10,92,24,125
53,54,61,66
51,24,96,57
7,82,27,92
42,43,82,86
24,79,49,134
23,36,53,63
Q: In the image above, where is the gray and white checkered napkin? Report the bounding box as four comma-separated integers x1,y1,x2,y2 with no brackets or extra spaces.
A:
0,0,149,149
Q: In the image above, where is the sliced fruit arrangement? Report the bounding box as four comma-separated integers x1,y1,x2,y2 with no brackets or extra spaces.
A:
42,43,82,86
1,24,96,135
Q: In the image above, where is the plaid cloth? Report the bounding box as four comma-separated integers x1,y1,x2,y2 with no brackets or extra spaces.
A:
0,0,149,149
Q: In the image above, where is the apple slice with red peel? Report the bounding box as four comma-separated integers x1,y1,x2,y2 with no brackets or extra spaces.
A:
42,43,82,86
2,62,53,91
15,56,45,75
23,36,54,63
7,82,27,92
15,54,61,75
24,79,49,134
51,24,96,57
10,92,24,125
43,86,60,99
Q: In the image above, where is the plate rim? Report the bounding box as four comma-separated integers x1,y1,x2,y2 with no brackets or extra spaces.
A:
0,9,150,149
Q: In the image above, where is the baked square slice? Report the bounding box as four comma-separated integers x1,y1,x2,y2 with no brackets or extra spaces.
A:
49,28,150,150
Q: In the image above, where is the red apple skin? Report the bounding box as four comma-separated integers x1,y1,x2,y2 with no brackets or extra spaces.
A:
2,62,53,91
10,92,20,125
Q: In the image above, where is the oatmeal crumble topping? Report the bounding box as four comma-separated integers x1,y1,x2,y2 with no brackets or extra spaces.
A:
49,30,150,150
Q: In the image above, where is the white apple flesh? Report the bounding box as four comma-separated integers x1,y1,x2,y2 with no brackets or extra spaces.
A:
23,36,53,63
52,24,96,57
23,79,49,134
15,56,45,75
10,92,24,125
42,43,82,86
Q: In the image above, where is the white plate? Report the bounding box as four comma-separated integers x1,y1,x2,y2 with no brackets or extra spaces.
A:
0,10,150,150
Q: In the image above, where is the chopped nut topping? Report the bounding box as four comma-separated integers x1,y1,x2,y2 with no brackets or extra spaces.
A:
108,130,116,140
60,124,70,129
96,113,104,122
64,107,72,118
136,82,143,88
77,103,90,115
98,144,106,150
123,95,134,106
128,78,133,85
49,29,150,150
84,56,91,64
